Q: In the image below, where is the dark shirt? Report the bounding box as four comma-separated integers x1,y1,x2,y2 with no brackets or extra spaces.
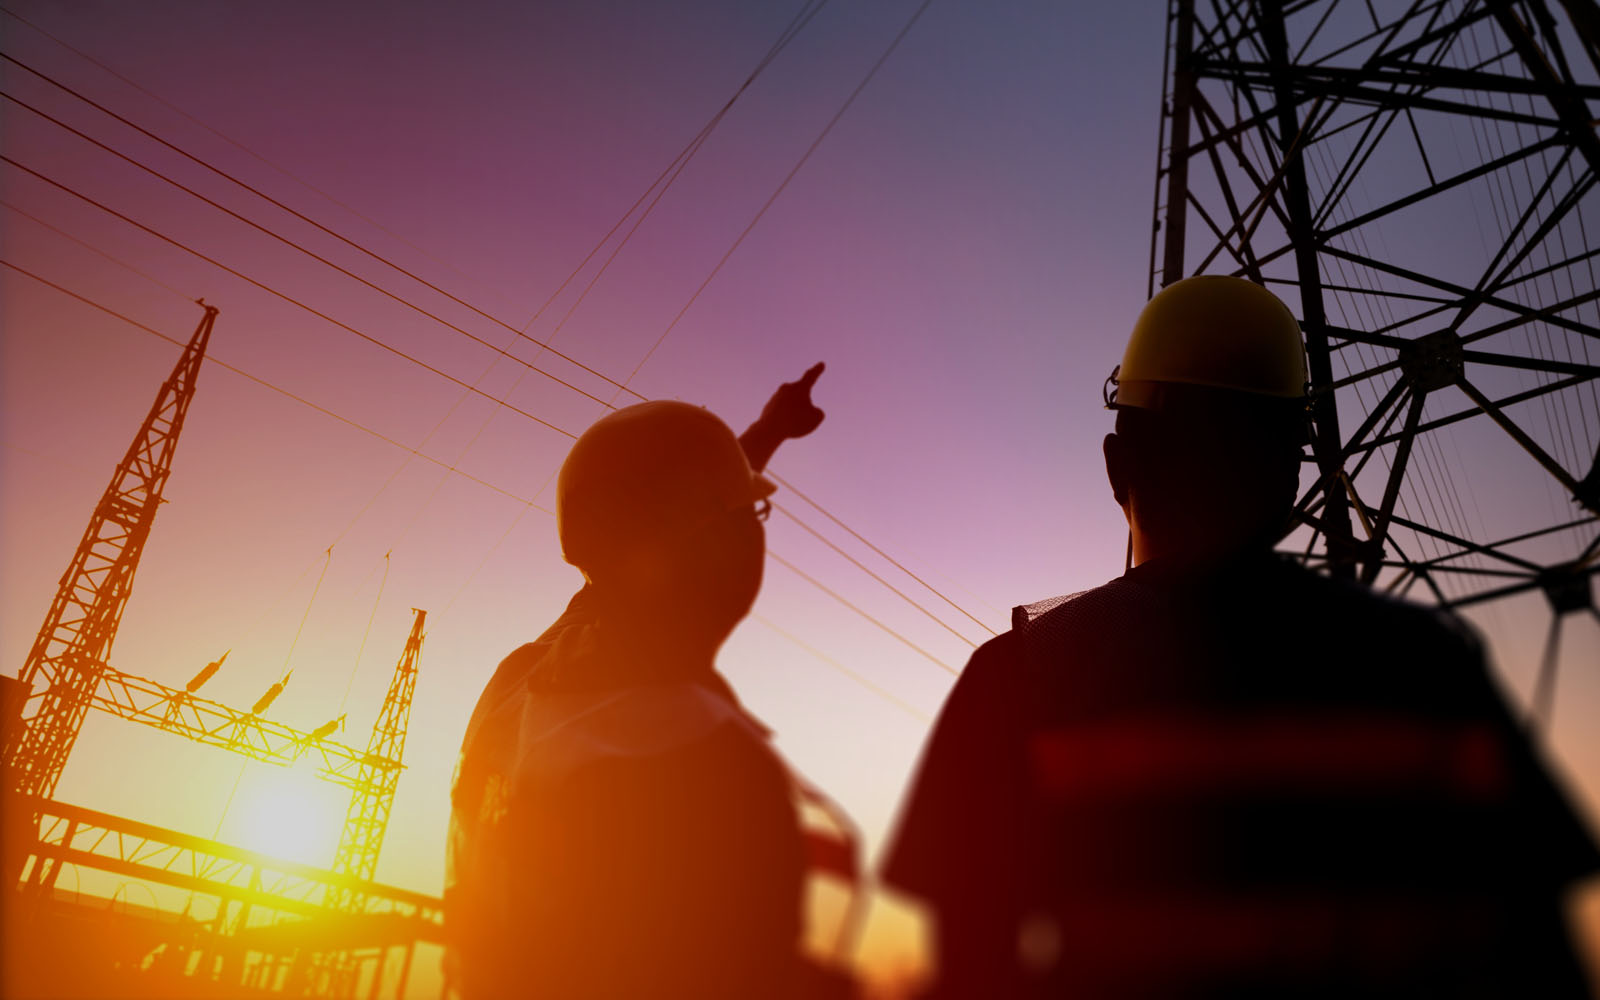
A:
885,555,1599,997
447,589,806,999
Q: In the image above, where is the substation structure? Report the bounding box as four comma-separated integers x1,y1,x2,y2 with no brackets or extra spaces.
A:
1,305,442,999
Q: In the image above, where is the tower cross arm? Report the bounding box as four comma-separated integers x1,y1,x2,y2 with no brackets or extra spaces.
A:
90,662,383,788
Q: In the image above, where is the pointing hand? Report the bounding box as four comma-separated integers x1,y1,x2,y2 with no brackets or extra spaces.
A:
756,363,826,442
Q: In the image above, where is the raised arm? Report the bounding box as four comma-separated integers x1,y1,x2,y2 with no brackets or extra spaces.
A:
738,363,826,473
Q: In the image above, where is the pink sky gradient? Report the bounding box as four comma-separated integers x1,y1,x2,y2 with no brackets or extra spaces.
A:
3,1,1596,991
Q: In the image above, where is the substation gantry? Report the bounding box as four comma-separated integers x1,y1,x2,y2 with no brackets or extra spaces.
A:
0,302,437,996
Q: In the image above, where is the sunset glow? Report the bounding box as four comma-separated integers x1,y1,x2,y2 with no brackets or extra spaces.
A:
227,761,347,869
2,0,1597,996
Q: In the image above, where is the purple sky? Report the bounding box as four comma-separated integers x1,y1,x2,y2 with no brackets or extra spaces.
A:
2,0,1596,987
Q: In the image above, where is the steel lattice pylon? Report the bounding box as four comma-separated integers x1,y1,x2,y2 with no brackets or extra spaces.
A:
1151,0,1600,721
5,303,218,800
329,608,424,913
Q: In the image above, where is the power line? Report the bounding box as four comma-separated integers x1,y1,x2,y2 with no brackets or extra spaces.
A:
0,50,645,405
0,4,485,291
0,0,829,402
622,0,940,386
520,0,833,342
2,198,191,299
752,614,930,722
0,1,830,386
773,501,978,648
279,0,839,569
0,86,618,411
4,260,960,716
6,11,957,608
1,153,581,442
2,5,996,651
3,1,996,671
766,550,957,676
771,472,998,636
8,157,988,653
5,193,538,559
338,551,391,718
281,547,334,678
0,257,553,512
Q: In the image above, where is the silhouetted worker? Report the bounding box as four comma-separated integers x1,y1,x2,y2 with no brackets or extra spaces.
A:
884,276,1599,997
447,365,850,999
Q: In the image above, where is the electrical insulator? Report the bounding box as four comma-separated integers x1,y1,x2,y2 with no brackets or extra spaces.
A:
251,671,291,716
310,713,345,741
185,650,229,693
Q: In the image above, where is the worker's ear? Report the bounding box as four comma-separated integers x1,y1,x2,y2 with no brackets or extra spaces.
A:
1103,432,1130,510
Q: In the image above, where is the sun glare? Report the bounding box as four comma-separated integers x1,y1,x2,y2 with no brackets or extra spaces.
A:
230,761,346,868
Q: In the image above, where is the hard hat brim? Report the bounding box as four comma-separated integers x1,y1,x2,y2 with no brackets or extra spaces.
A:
1112,378,1307,413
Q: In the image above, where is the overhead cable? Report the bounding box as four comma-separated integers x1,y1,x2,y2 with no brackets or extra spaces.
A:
0,5,482,288
773,502,979,648
771,472,998,636
522,0,833,340
0,87,617,410
6,173,989,651
622,0,939,386
0,257,552,511
2,260,959,715
0,154,581,441
752,614,930,722
0,51,640,403
766,550,957,676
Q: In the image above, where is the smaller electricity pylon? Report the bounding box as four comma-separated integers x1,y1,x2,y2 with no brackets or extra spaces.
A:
331,608,425,913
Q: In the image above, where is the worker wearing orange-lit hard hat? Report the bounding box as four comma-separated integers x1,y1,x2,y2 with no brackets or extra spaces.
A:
447,365,860,1000
884,276,1598,998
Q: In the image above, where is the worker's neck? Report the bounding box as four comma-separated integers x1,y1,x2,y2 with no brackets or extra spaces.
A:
588,588,727,676
1129,523,1275,572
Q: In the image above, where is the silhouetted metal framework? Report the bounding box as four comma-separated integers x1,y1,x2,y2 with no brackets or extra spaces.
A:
2,303,429,996
329,608,424,913
92,661,376,787
5,303,217,800
11,796,442,998
1151,0,1600,717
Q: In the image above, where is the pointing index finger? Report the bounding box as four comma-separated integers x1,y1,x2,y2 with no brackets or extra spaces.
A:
797,362,825,390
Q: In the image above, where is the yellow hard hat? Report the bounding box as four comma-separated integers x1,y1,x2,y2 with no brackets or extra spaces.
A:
1108,275,1309,411
557,401,775,570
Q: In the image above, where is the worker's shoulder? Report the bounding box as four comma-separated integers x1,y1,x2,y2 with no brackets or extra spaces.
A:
483,640,549,695
1013,574,1149,628
1011,557,1484,663
937,583,1128,701
1007,572,1161,659
1268,556,1484,658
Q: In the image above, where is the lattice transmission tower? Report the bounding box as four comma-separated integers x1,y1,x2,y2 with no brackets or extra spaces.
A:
1150,0,1600,719
330,607,425,912
4,302,218,800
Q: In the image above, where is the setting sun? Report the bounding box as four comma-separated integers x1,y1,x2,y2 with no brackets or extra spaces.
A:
227,760,347,869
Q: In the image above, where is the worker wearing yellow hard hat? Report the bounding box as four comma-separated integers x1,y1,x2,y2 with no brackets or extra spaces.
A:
1102,274,1312,568
885,275,1598,997
1108,273,1309,409
448,365,859,999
